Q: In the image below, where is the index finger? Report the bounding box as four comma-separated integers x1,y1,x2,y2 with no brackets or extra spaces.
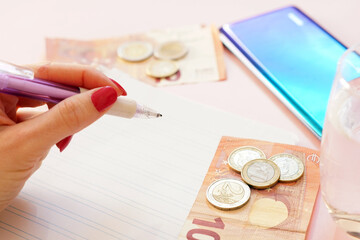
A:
27,62,126,96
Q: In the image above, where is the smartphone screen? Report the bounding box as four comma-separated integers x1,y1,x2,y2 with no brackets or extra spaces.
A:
220,6,347,138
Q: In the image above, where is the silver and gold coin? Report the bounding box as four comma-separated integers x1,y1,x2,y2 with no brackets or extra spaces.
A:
154,40,188,60
241,159,280,189
146,60,179,78
269,153,305,182
117,41,153,62
206,178,251,210
228,146,266,173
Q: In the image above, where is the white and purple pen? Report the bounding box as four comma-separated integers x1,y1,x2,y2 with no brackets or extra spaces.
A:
0,61,162,119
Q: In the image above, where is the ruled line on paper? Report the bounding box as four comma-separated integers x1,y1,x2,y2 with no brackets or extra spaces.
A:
9,199,135,240
0,220,35,240
32,164,185,224
7,208,83,240
36,164,190,210
21,181,177,239
58,147,199,196
75,116,213,180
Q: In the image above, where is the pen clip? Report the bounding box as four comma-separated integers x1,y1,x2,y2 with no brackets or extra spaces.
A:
0,60,34,80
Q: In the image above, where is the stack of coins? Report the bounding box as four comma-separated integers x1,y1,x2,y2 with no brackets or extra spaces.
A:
206,145,305,210
117,40,188,79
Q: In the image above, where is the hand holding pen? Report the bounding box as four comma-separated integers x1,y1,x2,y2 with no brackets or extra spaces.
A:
0,62,159,212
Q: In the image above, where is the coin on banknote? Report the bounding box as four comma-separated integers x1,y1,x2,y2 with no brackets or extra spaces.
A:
206,178,251,210
154,41,188,60
117,41,153,62
241,159,280,189
269,153,304,182
146,60,179,78
228,146,266,173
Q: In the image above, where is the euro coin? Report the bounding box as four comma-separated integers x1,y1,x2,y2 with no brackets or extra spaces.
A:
154,41,188,60
146,60,179,78
206,178,251,210
241,159,280,189
228,146,266,173
269,153,304,182
117,41,153,62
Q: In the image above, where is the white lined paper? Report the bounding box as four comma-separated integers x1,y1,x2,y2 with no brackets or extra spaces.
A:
0,69,296,239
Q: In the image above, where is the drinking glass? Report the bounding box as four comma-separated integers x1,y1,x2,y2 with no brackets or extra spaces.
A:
320,43,360,238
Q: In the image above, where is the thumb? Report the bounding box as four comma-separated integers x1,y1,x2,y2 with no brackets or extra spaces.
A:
21,86,118,151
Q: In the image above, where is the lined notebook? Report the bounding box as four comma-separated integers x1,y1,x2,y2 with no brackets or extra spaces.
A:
0,69,296,240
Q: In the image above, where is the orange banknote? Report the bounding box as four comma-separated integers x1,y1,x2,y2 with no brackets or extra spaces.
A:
179,136,320,240
46,24,226,86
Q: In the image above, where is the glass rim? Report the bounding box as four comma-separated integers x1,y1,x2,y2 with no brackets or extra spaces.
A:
335,43,360,89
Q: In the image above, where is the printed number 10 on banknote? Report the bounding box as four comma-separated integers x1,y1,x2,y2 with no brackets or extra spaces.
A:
178,136,320,240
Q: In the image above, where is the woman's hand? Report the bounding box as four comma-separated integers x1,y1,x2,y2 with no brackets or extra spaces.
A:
0,62,126,211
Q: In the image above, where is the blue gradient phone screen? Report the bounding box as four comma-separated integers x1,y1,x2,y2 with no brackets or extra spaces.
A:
225,6,347,132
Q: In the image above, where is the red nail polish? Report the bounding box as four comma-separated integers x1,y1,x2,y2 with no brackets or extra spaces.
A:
110,79,127,96
91,86,118,112
56,135,73,152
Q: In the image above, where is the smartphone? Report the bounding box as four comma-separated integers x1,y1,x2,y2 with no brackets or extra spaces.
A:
220,6,347,139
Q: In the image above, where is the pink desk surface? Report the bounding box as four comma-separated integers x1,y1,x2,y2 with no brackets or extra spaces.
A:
1,0,359,239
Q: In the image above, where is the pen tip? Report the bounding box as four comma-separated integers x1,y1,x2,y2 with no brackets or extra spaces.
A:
157,113,162,118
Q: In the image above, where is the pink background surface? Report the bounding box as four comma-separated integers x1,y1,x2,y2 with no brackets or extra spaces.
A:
1,0,359,239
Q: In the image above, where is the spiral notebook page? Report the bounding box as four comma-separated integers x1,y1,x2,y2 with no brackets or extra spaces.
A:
0,69,296,240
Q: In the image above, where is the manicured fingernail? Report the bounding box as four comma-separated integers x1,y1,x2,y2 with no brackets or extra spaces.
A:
56,135,73,152
110,79,127,96
91,86,118,112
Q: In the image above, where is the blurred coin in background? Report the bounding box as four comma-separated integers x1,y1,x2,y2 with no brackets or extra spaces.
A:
117,41,153,62
154,41,188,60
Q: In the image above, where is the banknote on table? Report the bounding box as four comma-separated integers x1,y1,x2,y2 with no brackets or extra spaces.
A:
46,24,226,86
179,136,320,240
